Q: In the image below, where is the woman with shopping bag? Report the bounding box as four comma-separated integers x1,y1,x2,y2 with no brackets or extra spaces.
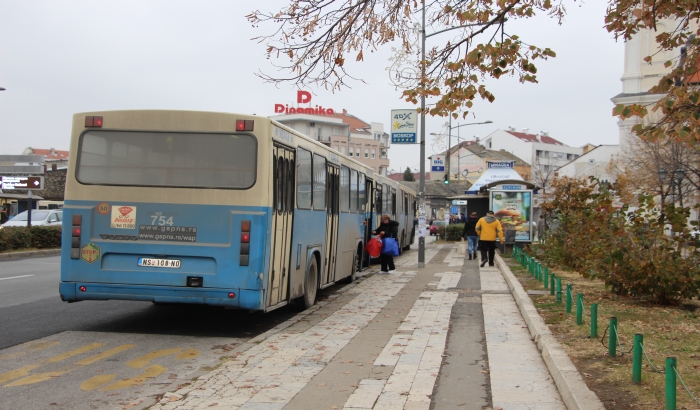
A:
372,214,399,274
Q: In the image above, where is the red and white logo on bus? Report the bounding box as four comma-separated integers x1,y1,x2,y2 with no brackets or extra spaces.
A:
111,205,137,229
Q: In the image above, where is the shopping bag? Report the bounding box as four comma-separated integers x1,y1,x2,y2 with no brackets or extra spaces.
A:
457,238,467,255
381,237,400,256
365,237,383,258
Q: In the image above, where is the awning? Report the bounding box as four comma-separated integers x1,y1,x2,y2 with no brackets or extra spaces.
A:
464,167,525,194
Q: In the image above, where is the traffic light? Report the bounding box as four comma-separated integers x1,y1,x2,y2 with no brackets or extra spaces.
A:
444,174,449,185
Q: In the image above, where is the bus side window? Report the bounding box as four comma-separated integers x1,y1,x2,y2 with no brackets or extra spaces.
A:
313,154,326,210
359,173,366,212
350,169,358,213
296,149,312,209
340,166,350,213
375,184,382,214
392,189,397,216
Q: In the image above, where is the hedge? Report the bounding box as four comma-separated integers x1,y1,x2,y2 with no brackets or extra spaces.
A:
0,226,62,252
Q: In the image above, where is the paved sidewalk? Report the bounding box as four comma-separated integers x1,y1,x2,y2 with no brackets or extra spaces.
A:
150,243,568,410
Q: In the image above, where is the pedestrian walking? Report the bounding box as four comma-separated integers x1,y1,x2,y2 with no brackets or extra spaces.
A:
475,210,504,267
462,212,480,260
537,214,547,242
372,214,399,273
459,213,466,223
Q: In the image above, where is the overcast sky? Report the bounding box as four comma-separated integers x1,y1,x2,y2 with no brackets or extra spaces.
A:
0,1,624,174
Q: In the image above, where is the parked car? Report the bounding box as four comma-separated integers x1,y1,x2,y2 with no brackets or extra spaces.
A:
1,209,63,228
429,221,446,236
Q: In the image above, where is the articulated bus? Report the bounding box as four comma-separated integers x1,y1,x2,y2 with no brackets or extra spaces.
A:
60,110,415,312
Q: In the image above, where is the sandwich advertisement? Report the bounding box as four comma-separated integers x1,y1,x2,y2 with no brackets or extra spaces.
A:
490,190,533,242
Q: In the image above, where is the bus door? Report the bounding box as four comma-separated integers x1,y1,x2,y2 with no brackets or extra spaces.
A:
362,178,373,268
323,164,340,286
269,145,295,308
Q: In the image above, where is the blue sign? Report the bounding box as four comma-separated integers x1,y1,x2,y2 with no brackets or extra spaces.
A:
431,166,445,172
391,133,416,143
502,185,524,190
450,206,459,214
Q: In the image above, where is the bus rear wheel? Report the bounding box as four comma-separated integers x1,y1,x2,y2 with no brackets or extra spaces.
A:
302,258,318,309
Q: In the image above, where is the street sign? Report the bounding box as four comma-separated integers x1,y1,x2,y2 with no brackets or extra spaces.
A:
1,176,44,190
451,200,467,205
0,165,44,174
450,206,459,215
431,156,445,172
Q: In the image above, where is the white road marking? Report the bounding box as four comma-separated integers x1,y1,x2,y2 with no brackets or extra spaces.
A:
0,275,35,281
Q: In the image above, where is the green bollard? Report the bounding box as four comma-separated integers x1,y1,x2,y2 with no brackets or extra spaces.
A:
590,304,598,338
609,317,617,357
576,293,583,325
666,357,677,410
550,274,555,295
566,284,573,313
556,278,562,303
539,264,543,282
632,334,643,384
544,267,549,289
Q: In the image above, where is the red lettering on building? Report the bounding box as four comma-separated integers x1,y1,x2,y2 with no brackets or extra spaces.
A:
274,92,336,116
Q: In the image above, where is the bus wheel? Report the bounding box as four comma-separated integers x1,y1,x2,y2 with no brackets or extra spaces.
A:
302,258,318,309
344,254,357,284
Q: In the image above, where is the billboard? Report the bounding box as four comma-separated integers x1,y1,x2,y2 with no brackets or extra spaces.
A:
390,109,417,143
490,190,533,242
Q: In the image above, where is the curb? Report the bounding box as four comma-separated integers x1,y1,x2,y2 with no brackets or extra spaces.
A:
0,249,61,261
495,254,606,410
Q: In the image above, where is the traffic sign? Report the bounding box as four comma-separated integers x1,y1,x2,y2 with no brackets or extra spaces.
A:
1,176,44,190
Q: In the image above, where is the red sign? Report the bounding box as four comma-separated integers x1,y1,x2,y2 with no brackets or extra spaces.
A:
274,91,336,115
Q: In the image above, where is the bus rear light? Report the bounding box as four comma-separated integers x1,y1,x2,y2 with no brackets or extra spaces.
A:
85,116,103,127
71,214,82,259
236,120,254,131
79,286,87,292
240,220,250,266
228,292,236,299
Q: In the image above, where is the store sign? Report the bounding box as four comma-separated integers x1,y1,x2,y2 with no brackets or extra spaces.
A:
274,91,336,115
501,185,524,190
431,156,445,172
487,161,515,169
390,109,417,143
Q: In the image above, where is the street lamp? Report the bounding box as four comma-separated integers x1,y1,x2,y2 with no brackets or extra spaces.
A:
675,168,685,207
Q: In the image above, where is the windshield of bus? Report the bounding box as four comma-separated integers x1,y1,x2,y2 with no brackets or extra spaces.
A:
11,211,50,221
76,130,257,189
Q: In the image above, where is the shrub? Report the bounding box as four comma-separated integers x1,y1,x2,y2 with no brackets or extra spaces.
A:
539,176,700,305
437,223,464,241
0,226,62,251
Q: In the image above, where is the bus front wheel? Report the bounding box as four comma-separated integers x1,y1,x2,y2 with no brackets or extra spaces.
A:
302,258,318,309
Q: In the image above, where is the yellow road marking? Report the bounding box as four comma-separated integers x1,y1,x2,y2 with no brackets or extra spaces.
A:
175,348,200,360
80,374,115,391
75,344,136,366
0,365,40,385
0,352,26,362
5,367,75,387
126,348,182,369
25,341,60,352
46,343,105,363
99,365,167,391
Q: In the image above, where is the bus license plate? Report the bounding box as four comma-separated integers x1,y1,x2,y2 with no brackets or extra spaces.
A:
138,258,181,268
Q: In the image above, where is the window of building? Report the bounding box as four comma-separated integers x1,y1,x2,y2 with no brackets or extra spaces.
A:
364,149,369,158
340,146,345,154
334,145,339,151
349,147,354,157
371,149,376,159
313,154,326,210
296,149,312,209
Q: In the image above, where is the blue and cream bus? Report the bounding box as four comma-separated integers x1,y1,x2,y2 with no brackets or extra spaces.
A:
60,110,415,312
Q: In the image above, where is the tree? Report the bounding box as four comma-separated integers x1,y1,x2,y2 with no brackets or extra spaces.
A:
403,166,415,181
608,2,700,144
247,1,560,119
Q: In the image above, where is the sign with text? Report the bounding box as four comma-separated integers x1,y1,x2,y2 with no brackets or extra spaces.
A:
390,109,417,143
431,156,445,172
0,176,44,190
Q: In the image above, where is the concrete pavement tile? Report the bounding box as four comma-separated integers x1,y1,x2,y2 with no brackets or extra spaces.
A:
342,378,385,409
237,402,286,410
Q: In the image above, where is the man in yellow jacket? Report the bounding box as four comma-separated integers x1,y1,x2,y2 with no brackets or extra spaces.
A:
475,210,504,267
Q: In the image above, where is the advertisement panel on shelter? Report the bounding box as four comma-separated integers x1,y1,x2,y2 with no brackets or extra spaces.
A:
490,190,533,242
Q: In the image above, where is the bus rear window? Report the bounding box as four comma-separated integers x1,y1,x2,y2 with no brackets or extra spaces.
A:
76,131,257,189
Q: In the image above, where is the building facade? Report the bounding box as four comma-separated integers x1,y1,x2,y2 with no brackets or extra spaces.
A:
272,110,391,175
555,145,620,182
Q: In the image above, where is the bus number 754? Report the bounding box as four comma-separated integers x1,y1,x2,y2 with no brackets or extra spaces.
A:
151,215,174,226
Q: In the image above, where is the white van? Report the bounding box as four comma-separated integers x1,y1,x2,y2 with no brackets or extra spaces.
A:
1,210,63,227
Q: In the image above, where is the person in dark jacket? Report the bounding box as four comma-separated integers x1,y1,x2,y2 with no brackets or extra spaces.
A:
462,212,480,260
372,214,399,273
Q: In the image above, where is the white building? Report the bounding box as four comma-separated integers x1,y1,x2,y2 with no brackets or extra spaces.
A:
480,129,583,179
555,145,620,182
272,110,391,175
